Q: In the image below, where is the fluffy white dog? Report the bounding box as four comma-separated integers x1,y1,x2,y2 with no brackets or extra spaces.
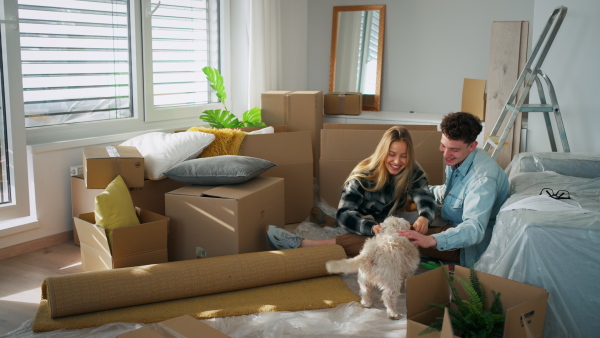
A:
326,216,420,319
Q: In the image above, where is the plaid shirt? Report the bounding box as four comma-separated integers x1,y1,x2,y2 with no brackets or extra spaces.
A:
336,163,437,236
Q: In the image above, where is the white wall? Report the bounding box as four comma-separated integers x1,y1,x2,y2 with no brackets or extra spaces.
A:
527,0,600,152
306,0,535,113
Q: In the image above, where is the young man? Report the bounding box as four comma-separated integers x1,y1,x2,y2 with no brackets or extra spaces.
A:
398,112,509,267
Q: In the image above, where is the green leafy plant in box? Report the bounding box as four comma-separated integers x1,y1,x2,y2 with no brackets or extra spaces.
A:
419,264,505,338
200,67,266,129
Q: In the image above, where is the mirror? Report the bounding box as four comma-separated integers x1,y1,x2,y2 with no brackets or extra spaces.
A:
329,5,386,111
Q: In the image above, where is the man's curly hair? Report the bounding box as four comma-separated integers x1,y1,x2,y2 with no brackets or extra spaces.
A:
440,112,482,144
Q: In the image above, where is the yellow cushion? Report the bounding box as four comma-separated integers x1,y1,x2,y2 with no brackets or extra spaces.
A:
95,175,140,249
186,126,247,158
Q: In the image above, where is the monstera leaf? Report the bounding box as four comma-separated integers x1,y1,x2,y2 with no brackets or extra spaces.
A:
239,108,267,127
199,109,241,129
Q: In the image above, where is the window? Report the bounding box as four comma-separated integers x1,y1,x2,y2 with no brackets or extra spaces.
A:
0,0,31,222
17,0,222,128
143,0,222,122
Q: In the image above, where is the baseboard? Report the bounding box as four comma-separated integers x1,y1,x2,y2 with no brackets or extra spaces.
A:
0,231,73,261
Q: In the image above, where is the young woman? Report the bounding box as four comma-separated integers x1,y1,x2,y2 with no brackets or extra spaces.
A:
266,126,437,256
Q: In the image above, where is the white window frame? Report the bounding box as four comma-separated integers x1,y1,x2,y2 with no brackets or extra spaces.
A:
20,0,229,146
0,0,31,223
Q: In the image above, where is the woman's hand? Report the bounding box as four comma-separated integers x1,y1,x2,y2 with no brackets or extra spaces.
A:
398,230,437,248
412,216,429,234
372,224,382,235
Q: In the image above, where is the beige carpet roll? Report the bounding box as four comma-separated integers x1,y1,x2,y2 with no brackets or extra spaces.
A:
44,245,346,318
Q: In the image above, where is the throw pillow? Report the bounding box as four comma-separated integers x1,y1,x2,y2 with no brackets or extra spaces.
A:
246,126,275,134
120,131,215,180
95,175,140,249
165,155,276,185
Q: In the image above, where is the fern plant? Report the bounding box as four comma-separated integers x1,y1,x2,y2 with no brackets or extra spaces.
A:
419,265,505,338
199,67,266,129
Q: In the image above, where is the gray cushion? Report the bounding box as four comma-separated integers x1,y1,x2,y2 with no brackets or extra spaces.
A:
165,155,276,185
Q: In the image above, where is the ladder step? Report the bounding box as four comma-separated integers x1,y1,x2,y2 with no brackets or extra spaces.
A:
506,103,554,112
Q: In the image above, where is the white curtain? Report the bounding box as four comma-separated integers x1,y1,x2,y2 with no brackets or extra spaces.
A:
247,0,282,109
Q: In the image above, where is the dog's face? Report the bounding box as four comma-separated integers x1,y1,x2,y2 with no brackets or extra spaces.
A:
379,216,411,235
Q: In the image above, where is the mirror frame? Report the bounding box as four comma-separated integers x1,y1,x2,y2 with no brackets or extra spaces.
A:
329,5,386,111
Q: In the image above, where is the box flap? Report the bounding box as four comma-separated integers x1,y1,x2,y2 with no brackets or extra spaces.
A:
202,176,284,200
166,185,213,197
74,212,111,255
323,123,437,131
83,146,142,159
241,131,313,165
406,267,451,321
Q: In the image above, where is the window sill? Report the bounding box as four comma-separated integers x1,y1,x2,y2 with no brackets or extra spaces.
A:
0,217,39,237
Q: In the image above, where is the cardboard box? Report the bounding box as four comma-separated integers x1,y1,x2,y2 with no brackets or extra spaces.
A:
241,131,313,224
261,91,323,179
83,146,144,189
71,175,188,245
324,92,362,115
406,266,549,338
165,176,285,261
319,124,444,208
462,78,487,120
117,315,229,338
74,207,169,271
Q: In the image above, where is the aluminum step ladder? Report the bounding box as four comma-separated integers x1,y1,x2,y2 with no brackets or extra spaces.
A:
484,5,570,159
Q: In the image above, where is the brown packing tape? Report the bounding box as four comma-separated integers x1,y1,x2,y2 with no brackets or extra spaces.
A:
338,93,345,113
43,245,346,318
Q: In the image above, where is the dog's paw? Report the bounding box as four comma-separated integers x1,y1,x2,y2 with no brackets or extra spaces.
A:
360,299,373,308
387,312,403,320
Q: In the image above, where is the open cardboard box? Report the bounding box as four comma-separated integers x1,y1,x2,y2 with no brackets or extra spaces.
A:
71,175,188,246
117,315,229,338
165,176,285,261
319,124,443,208
74,207,169,271
406,265,549,338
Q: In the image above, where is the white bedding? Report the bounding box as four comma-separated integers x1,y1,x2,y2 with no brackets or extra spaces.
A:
476,152,600,337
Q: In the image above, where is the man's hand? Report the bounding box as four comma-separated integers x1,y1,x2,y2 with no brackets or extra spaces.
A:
412,216,429,234
398,230,437,248
372,224,382,235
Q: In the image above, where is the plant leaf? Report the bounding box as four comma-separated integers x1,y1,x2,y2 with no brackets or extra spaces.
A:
198,109,240,128
202,66,227,111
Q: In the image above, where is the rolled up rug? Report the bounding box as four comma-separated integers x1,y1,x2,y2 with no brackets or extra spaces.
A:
33,245,359,332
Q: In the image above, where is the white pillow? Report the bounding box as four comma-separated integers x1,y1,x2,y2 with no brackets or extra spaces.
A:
246,126,275,135
120,132,215,180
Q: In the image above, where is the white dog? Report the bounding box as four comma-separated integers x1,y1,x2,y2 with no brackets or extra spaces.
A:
326,216,420,319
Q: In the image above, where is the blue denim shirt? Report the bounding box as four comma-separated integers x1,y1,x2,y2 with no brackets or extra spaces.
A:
429,148,509,266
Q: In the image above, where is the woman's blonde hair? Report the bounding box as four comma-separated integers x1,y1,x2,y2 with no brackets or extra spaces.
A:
344,126,422,214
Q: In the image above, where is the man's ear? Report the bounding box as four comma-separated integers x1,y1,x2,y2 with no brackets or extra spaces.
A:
469,141,478,151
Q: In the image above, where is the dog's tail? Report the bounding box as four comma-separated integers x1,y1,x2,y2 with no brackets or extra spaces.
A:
326,257,363,274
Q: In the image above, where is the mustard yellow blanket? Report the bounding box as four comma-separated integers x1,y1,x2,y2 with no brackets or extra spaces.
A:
186,126,247,158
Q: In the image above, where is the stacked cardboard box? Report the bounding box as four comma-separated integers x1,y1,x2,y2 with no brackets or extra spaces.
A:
261,91,323,179
83,146,144,189
165,176,285,261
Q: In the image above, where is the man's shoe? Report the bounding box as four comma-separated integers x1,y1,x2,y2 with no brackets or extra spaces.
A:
266,225,302,250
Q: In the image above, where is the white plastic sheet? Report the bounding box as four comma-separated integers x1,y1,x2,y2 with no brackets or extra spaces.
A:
476,152,600,337
4,273,409,338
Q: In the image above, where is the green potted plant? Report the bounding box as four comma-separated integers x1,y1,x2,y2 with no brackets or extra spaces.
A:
199,67,266,129
419,264,505,337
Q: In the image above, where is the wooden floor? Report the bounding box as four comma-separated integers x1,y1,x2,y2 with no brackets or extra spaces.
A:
0,242,83,335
